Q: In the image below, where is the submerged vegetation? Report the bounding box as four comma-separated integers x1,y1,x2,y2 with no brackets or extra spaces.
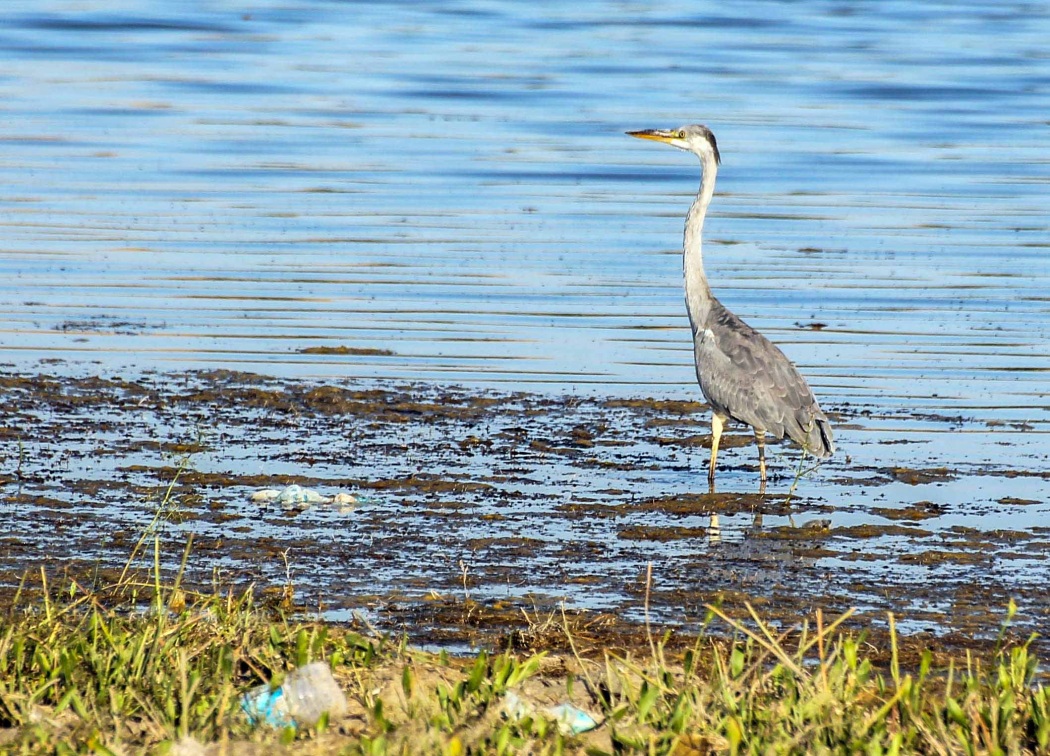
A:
0,538,1048,754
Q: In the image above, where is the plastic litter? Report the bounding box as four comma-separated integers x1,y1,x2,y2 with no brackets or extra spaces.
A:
241,661,348,729
546,702,600,734
250,484,357,512
502,690,599,735
502,690,531,720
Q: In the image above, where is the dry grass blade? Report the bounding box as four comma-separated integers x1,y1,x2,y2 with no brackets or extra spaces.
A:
704,602,804,677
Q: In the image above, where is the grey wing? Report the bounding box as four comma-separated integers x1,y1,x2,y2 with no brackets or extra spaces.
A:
694,317,834,458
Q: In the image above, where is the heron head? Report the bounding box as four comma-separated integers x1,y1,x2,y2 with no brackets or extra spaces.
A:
627,124,721,165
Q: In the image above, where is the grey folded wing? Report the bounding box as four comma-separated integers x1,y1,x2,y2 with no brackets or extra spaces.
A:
695,326,834,457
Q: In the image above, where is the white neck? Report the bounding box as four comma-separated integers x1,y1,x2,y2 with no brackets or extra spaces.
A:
683,152,717,333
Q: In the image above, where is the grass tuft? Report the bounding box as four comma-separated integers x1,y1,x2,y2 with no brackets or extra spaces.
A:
0,538,384,753
0,515,1047,754
1,550,1049,755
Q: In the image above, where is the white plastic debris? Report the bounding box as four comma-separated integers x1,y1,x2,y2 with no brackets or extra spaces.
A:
242,661,348,729
503,690,531,721
546,702,599,735
250,484,358,512
502,690,599,735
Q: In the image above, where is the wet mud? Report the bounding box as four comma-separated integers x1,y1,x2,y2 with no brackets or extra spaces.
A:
1,370,1049,659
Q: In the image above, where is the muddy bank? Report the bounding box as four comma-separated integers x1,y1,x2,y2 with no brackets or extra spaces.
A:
1,369,1048,656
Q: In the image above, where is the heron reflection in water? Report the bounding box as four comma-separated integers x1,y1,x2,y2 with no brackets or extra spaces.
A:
627,125,834,497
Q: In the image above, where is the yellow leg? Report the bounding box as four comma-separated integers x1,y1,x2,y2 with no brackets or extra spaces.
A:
755,429,767,483
708,413,725,486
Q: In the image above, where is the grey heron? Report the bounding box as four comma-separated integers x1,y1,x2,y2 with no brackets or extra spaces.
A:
627,124,834,486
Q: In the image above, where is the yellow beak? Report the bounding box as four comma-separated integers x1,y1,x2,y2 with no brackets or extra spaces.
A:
626,129,677,143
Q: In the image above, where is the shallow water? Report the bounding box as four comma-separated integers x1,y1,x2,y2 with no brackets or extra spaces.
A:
1,372,1048,650
2,0,1048,407
1,1,1049,643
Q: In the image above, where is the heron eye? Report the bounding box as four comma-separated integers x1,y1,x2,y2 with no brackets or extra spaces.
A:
676,130,686,139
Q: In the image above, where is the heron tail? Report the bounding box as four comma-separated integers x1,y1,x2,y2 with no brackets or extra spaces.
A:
805,413,835,459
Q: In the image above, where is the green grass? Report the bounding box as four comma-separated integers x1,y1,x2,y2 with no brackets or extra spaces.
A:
0,540,379,753
2,465,1048,754
1,538,1049,755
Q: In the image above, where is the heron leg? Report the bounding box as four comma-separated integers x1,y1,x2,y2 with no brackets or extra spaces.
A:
708,413,725,486
755,429,767,483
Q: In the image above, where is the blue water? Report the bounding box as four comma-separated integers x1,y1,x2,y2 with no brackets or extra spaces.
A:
1,1,1049,637
1,0,1047,415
